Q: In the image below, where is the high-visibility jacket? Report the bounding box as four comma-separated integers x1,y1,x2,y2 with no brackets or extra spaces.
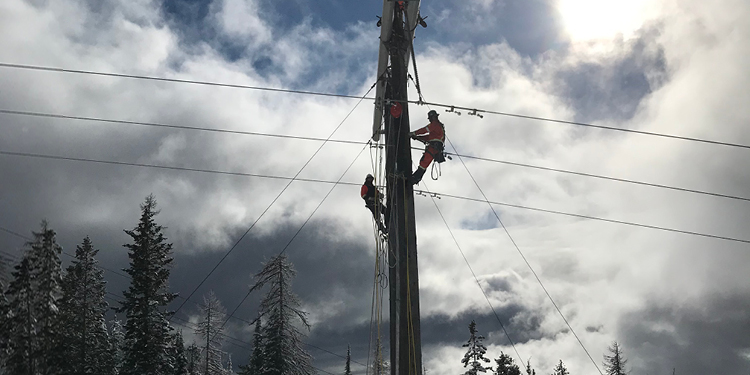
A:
413,119,445,144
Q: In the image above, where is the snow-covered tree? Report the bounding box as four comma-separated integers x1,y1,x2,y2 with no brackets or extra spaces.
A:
251,255,313,375
4,257,35,375
370,338,389,375
110,318,126,374
117,195,178,375
0,280,9,374
27,221,64,375
461,320,491,375
525,360,536,375
186,343,201,375
240,316,264,375
603,342,627,375
495,352,521,375
57,236,114,375
169,330,188,375
196,291,227,375
550,360,569,375
344,344,352,375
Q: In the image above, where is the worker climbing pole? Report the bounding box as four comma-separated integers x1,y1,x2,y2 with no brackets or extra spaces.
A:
371,1,424,374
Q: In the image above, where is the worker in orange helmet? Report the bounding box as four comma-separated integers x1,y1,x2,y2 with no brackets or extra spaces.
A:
361,174,389,234
409,110,445,185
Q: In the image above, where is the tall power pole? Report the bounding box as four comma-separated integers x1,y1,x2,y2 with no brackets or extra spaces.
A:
373,2,423,375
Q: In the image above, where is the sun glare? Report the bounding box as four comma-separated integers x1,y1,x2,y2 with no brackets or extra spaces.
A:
558,0,652,41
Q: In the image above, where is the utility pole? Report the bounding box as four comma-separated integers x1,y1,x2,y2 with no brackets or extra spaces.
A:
373,1,423,375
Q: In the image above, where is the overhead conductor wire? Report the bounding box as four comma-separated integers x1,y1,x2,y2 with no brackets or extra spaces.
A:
2,150,750,245
446,137,604,375
3,108,750,204
170,81,377,320
2,62,750,151
0,225,367,368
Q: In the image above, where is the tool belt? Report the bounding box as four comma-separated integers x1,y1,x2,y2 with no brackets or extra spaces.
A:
427,141,446,163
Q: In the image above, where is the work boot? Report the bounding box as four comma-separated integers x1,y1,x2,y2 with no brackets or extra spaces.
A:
411,167,426,185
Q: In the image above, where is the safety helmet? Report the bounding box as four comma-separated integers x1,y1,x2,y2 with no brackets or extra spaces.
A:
427,110,439,119
366,174,375,181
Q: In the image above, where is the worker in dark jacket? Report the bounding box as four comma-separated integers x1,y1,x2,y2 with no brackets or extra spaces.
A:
361,174,388,234
409,110,445,184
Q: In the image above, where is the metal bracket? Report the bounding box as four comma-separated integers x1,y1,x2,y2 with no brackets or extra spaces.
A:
415,190,441,199
468,109,484,118
445,106,462,116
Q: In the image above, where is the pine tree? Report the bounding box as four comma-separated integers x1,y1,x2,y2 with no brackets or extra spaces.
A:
27,221,63,375
110,318,126,374
370,338,389,375
0,279,9,374
117,195,178,375
169,330,188,375
603,342,627,375
344,344,352,375
196,291,227,375
495,352,521,375
551,360,569,375
5,257,35,375
252,255,313,375
186,343,201,375
461,320,491,375
525,360,536,375
240,316,265,375
57,236,114,375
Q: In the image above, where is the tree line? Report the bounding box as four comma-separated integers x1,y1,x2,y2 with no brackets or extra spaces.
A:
459,320,629,375
0,195,314,375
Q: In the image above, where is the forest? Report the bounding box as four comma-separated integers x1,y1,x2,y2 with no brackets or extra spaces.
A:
0,195,631,375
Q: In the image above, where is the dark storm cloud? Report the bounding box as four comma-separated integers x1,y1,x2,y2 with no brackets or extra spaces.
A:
620,292,750,375
552,25,669,123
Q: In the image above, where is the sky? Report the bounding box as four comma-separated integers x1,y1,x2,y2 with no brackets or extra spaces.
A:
1,0,749,374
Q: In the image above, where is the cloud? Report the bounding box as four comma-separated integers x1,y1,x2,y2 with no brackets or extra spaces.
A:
1,0,750,373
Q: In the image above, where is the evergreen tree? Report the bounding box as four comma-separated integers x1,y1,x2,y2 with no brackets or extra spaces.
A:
0,280,9,374
196,291,227,375
370,338,389,375
252,255,313,375
27,221,63,375
5,257,35,375
525,360,536,375
550,360,569,375
495,352,521,375
344,344,352,375
58,236,114,375
186,343,201,375
240,316,265,375
169,330,188,375
461,320,491,375
117,195,178,375
603,342,627,375
110,318,126,374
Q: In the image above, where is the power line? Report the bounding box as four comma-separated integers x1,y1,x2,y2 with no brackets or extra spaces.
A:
3,149,749,245
418,179,527,370
171,82,376,321
4,108,749,204
218,140,371,344
0,63,364,101
0,109,365,146
0,149,360,187
451,152,750,203
3,62,749,151
447,137,604,375
0,231,360,370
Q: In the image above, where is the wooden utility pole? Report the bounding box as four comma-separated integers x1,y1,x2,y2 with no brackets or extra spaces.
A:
373,1,423,375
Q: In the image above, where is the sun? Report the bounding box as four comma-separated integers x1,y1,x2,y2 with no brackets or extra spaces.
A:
557,0,653,42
